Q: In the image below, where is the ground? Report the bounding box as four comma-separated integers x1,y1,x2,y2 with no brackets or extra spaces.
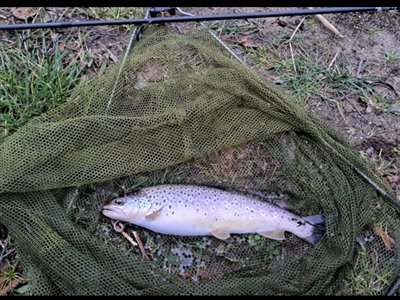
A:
0,7,399,295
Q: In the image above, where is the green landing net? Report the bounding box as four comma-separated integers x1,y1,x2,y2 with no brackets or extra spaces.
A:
0,25,399,295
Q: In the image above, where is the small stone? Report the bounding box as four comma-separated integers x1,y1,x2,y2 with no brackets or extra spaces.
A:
389,103,400,114
366,147,374,155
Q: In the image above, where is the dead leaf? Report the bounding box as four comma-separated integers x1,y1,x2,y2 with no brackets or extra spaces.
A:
0,260,9,272
276,19,288,27
237,36,262,49
107,50,118,63
51,32,59,41
11,7,36,20
0,278,20,296
387,175,399,183
59,41,66,52
134,62,167,90
373,226,395,251
43,13,51,23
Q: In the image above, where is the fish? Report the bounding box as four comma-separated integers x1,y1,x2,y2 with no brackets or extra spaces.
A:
102,184,325,244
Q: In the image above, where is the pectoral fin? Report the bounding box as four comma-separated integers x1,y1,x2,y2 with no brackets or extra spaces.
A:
258,230,286,241
145,207,163,221
211,228,231,240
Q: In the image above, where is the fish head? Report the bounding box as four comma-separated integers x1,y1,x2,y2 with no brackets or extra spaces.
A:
102,195,152,223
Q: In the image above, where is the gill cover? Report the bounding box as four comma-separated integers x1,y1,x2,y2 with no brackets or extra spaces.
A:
103,194,152,223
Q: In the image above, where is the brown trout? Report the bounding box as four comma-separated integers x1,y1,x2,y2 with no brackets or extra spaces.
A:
102,184,325,244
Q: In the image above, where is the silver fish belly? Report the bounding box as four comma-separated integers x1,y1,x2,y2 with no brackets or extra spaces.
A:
102,184,325,244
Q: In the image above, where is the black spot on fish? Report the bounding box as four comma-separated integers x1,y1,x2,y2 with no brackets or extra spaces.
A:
296,220,306,227
172,211,175,215
169,205,172,209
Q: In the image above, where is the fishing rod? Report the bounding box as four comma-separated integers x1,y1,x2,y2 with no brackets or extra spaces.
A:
0,7,397,31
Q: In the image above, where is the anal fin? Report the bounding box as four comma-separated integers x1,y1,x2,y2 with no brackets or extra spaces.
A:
258,230,286,241
211,228,231,240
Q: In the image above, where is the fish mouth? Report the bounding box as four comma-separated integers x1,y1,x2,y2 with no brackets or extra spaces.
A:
102,204,126,216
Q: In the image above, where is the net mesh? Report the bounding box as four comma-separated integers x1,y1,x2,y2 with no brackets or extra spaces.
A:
0,25,399,295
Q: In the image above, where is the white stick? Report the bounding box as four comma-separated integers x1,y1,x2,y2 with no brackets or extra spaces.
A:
308,7,344,38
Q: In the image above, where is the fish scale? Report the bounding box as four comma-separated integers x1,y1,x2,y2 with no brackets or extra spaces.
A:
102,184,325,244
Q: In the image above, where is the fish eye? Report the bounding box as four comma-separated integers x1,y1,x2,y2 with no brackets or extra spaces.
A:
114,198,124,205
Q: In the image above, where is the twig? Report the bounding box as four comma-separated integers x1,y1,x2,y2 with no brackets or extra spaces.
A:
289,42,297,74
218,20,226,38
312,91,348,124
365,80,399,97
387,276,400,296
132,231,151,261
0,236,11,264
287,16,306,74
297,44,310,59
315,14,344,38
121,231,138,247
0,248,16,263
356,59,365,79
112,221,138,246
57,8,69,22
289,16,306,43
328,49,340,69
308,7,344,38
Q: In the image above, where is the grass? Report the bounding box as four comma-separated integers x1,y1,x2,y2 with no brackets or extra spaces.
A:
0,34,84,142
250,46,397,116
0,263,24,296
0,236,27,296
247,234,280,262
0,27,86,295
392,145,400,157
0,7,122,295
384,51,399,64
75,7,144,31
77,7,143,20
341,250,393,295
253,48,368,103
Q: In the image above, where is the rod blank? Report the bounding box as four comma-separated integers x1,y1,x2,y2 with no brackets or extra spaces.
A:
0,7,396,31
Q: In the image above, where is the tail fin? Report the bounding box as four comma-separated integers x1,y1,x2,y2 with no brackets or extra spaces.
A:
302,214,326,244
